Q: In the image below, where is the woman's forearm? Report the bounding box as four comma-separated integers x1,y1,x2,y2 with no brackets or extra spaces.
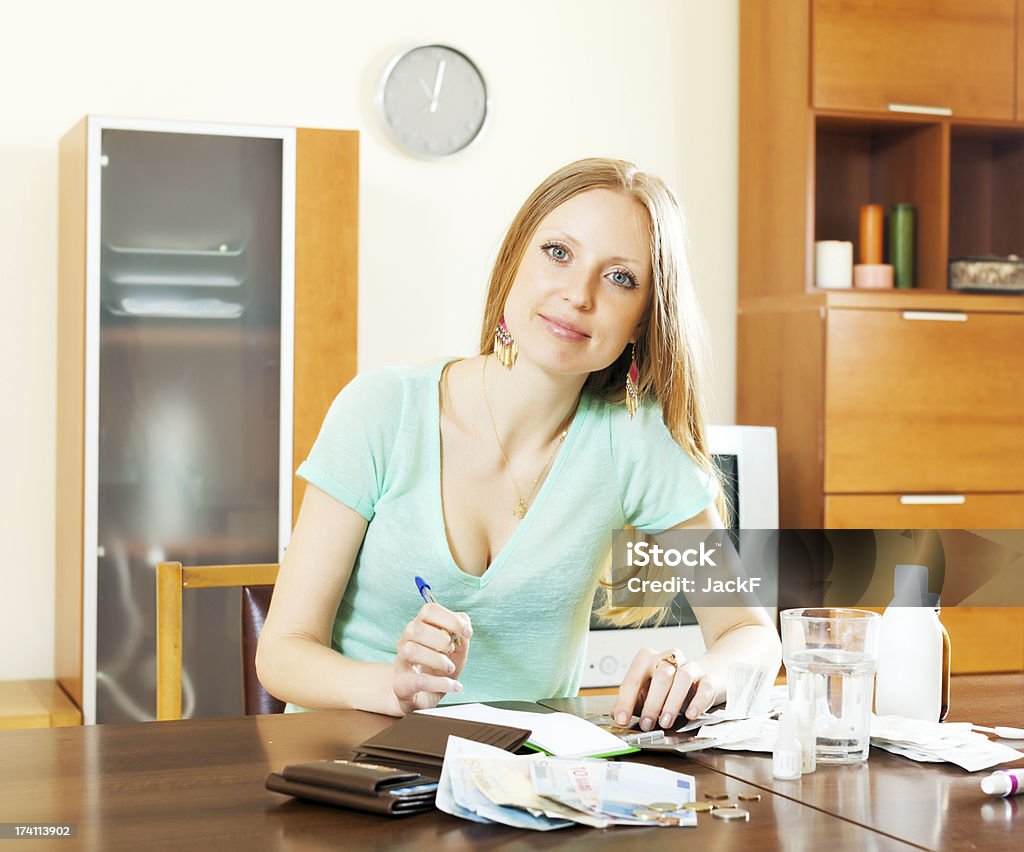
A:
696,623,783,706
256,635,403,716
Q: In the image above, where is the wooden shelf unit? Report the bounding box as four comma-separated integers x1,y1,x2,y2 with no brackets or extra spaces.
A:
739,1,1024,673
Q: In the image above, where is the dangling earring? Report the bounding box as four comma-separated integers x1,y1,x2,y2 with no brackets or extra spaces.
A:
494,315,518,369
625,343,639,419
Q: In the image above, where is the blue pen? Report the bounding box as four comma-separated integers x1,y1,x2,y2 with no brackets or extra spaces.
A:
415,575,462,647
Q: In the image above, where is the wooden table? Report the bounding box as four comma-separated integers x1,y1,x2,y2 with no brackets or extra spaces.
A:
0,676,1020,850
575,674,1024,851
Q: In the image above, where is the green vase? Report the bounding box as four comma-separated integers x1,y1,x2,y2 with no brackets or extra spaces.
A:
890,203,915,289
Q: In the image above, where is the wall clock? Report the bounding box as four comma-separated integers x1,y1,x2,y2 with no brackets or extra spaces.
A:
380,44,488,157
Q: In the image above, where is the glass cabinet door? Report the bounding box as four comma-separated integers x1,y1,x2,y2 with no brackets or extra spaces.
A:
96,129,283,722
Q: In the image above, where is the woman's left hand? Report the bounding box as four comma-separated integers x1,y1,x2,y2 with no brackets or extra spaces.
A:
610,647,722,732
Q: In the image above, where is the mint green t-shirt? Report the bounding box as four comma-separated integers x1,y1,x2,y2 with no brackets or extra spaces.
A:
290,357,717,708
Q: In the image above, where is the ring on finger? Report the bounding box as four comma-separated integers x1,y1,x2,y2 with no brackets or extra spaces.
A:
658,651,680,672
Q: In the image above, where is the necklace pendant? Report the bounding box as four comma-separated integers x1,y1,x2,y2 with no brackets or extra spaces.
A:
513,499,528,519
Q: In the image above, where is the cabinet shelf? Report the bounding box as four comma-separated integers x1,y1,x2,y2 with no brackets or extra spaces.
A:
814,114,1024,295
949,127,1024,262
740,288,1024,315
814,115,947,291
96,534,279,565
100,325,280,348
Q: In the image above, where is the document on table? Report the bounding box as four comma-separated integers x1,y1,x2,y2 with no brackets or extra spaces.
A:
417,703,637,758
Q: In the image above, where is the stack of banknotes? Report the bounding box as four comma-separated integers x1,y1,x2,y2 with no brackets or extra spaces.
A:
437,736,698,830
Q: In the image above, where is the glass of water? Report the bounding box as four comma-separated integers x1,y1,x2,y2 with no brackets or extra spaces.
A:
780,608,881,764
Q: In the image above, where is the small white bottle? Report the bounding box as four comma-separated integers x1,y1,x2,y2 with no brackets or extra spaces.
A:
792,678,817,774
875,564,943,721
773,711,802,780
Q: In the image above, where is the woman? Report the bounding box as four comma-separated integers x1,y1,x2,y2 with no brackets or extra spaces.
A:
256,158,781,733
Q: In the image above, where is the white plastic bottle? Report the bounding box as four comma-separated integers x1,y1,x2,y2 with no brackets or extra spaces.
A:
792,676,816,774
874,564,943,721
773,711,803,780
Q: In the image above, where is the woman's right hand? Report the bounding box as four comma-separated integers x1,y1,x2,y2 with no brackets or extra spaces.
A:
393,602,473,714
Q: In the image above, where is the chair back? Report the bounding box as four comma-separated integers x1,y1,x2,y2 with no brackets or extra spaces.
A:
156,562,281,721
241,585,285,715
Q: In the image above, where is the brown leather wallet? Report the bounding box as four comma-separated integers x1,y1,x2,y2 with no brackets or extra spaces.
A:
266,758,437,816
353,712,532,771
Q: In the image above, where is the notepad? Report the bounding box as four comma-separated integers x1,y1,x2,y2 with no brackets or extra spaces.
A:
416,704,637,759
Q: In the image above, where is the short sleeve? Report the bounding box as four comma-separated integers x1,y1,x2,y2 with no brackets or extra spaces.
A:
296,369,405,521
612,401,719,531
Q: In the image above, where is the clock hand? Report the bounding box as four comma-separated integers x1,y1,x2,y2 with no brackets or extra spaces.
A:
417,77,434,100
429,59,447,113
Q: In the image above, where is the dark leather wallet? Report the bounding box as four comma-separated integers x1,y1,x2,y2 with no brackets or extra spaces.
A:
353,712,532,771
266,759,437,816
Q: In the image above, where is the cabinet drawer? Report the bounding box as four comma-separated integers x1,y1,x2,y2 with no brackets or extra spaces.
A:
824,494,1024,527
940,608,1024,673
825,309,1024,493
812,0,1016,120
855,608,1023,673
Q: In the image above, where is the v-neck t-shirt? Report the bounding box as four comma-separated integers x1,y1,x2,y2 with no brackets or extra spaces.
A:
292,357,718,705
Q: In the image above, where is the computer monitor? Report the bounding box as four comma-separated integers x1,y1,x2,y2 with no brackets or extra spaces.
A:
581,425,779,688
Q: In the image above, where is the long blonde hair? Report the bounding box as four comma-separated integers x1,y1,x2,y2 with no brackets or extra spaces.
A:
478,158,724,626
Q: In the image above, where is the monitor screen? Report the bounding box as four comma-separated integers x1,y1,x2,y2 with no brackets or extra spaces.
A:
589,452,739,631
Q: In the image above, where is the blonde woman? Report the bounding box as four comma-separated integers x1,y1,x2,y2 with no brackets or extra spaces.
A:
256,158,781,733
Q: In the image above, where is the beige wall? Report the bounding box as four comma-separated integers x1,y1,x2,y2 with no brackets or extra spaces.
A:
0,0,738,679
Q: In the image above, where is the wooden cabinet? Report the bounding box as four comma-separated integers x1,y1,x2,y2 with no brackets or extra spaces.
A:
740,3,1024,671
812,0,1017,120
56,117,359,723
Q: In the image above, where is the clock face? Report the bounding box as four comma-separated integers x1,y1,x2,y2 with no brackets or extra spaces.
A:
381,44,488,157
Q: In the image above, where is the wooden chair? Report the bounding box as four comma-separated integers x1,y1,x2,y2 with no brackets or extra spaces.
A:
156,561,281,721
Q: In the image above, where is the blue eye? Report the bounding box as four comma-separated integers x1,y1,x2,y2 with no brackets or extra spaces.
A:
610,271,631,287
609,269,639,289
542,242,570,262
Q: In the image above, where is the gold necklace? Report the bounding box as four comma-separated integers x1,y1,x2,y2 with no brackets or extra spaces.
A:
481,355,573,519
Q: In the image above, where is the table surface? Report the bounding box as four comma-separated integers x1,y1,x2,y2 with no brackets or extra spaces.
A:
0,675,1020,851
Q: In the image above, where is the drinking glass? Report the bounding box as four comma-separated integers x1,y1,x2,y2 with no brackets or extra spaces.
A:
780,608,881,764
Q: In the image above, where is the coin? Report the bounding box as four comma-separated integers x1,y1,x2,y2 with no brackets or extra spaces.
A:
713,801,739,809
682,801,713,812
704,791,729,800
739,793,762,802
712,807,750,821
648,801,684,813
632,808,662,821
658,816,687,826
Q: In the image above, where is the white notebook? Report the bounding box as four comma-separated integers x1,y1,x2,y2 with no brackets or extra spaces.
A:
416,703,636,758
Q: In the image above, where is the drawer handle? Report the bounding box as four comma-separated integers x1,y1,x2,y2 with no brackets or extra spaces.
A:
887,103,953,116
899,495,966,505
901,311,968,322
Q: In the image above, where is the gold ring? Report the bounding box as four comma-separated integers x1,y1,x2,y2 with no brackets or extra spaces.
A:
658,651,680,671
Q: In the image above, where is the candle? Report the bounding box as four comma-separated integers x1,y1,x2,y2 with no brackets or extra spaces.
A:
859,204,884,264
853,263,894,289
890,203,915,288
815,241,853,289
